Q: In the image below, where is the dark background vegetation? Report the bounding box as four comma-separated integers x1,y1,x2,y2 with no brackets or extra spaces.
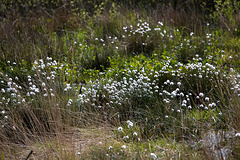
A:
1,0,239,66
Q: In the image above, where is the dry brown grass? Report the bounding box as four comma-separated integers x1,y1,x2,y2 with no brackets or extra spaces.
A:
0,126,114,159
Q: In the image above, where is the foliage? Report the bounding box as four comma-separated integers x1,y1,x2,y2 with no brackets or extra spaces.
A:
1,0,240,159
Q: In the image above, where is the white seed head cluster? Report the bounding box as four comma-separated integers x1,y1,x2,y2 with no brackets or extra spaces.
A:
76,55,240,115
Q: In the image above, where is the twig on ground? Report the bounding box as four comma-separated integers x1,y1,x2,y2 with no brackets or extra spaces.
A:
50,145,61,160
25,150,33,160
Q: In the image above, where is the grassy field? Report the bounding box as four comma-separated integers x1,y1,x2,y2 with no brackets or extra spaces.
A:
1,0,240,159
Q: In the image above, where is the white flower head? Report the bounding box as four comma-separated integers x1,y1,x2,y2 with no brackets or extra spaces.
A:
235,133,240,137
199,93,204,97
121,145,126,149
126,120,133,128
177,82,181,87
150,153,157,159
133,132,138,136
118,127,123,132
205,97,209,102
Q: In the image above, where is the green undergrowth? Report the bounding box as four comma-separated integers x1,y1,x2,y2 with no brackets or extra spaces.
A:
81,138,204,160
1,0,240,159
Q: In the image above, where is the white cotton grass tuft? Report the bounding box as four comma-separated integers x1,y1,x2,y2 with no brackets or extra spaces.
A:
133,132,138,136
235,133,240,137
121,145,126,149
205,97,210,102
127,120,133,128
150,153,157,159
1,47,240,143
118,127,123,131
